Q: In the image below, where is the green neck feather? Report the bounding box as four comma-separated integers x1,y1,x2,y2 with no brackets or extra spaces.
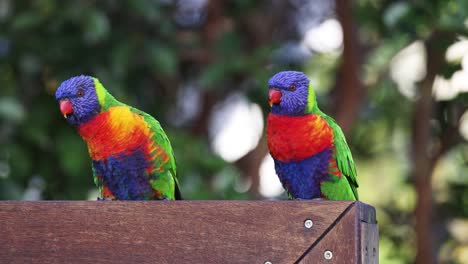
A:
93,78,121,111
305,82,320,114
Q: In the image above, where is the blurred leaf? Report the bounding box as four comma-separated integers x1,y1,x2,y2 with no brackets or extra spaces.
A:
0,97,25,123
215,32,242,56
111,41,132,76
83,10,110,44
34,0,56,18
200,63,226,88
55,128,89,179
383,2,410,28
19,54,42,74
7,143,33,183
147,42,177,76
126,0,162,22
0,179,22,199
11,11,43,30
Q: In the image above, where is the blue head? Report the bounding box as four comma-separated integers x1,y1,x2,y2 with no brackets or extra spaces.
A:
268,71,312,116
55,75,101,126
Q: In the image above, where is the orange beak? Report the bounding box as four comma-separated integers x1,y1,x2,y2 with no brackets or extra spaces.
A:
268,89,282,107
59,99,73,118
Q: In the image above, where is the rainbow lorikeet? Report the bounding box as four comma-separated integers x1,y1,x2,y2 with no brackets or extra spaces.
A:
266,71,358,200
55,75,181,200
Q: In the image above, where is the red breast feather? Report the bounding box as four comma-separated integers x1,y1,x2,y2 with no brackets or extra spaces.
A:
266,113,334,162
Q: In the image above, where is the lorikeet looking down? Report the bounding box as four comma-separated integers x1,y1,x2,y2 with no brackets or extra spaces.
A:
266,71,358,200
55,75,181,200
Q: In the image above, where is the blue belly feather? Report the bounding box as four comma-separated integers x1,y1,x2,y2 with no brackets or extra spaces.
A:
92,148,154,200
274,148,332,199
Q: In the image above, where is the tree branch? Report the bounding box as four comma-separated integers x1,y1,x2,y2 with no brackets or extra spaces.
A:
332,0,365,136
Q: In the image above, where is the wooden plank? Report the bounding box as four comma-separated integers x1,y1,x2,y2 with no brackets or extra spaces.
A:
297,204,359,264
361,223,379,264
358,202,378,264
297,202,378,264
0,201,353,264
356,202,377,224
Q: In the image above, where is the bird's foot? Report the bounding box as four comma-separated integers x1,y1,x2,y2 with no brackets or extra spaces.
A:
97,197,115,201
292,198,324,201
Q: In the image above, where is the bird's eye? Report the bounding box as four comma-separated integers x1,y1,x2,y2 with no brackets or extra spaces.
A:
77,89,84,97
288,84,296,91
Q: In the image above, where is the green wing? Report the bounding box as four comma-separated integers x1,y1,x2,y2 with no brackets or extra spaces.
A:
130,107,181,200
322,115,359,200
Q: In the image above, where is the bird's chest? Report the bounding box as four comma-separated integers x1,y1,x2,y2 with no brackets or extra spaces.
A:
78,107,153,161
266,113,333,162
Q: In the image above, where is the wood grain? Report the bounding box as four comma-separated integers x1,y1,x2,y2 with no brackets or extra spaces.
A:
359,202,379,264
298,202,378,264
0,200,354,264
361,223,379,264
298,204,358,264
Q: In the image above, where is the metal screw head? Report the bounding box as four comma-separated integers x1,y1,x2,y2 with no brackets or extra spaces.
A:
324,250,333,260
264,261,272,264
304,219,313,229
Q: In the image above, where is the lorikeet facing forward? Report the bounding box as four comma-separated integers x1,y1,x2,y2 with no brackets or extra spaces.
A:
55,75,181,200
266,71,358,200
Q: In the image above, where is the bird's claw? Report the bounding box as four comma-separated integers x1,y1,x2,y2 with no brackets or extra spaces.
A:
292,198,323,201
97,197,114,201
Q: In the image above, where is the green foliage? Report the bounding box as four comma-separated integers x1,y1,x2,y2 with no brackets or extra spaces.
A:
354,1,468,263
0,0,268,201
